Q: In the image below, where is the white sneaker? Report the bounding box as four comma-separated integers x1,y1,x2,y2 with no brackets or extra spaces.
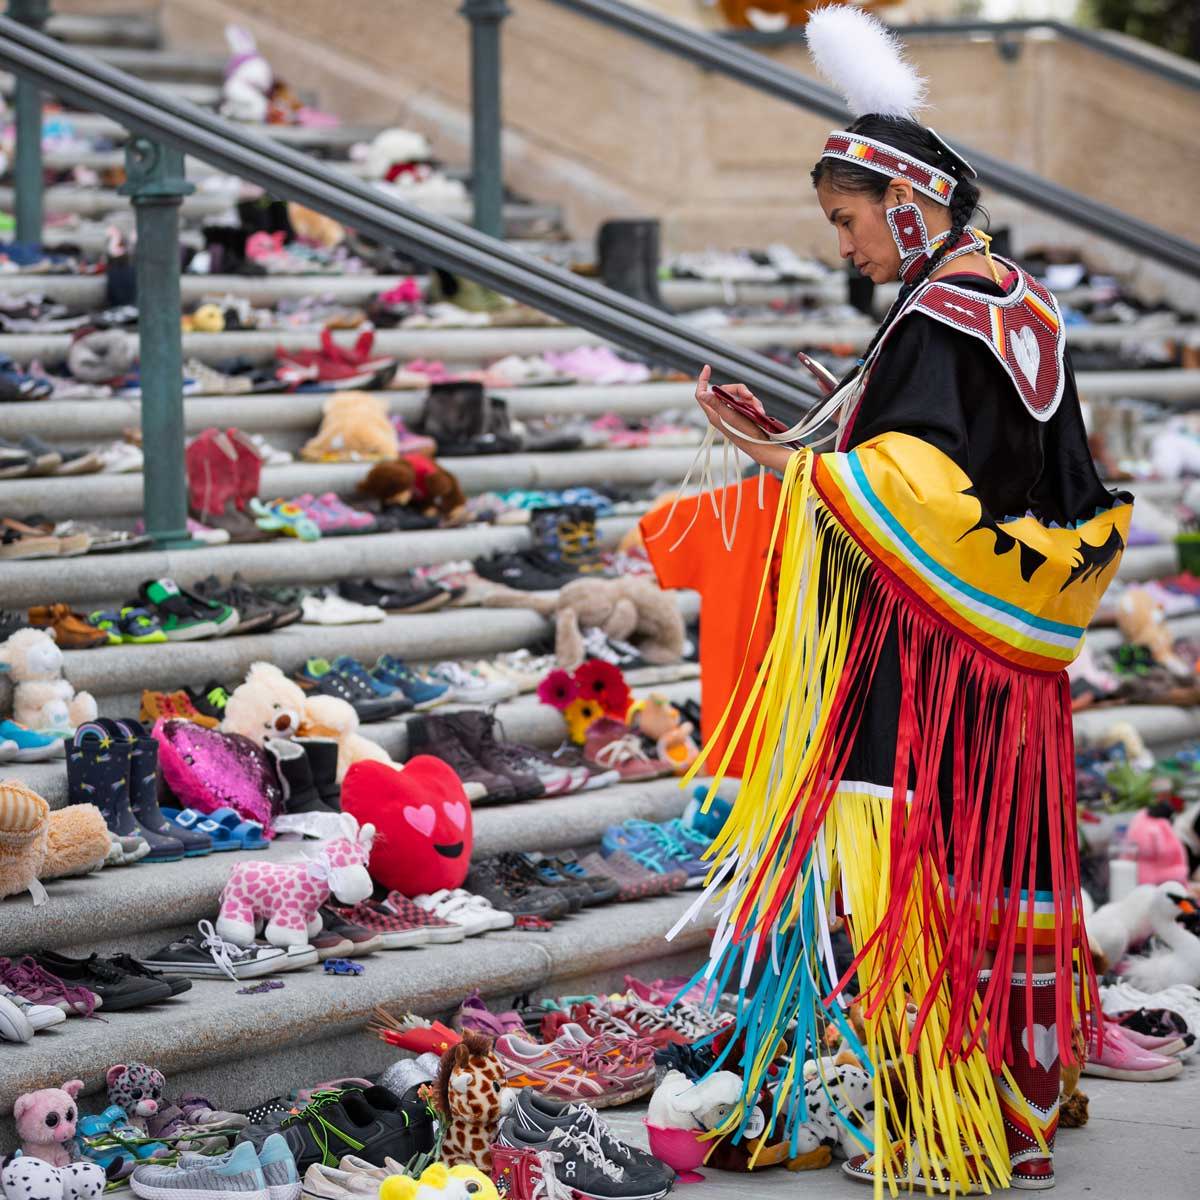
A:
1101,981,1200,1052
301,592,386,625
0,986,67,1032
0,992,34,1043
97,440,144,473
413,888,515,936
246,432,294,466
431,661,518,705
489,649,556,693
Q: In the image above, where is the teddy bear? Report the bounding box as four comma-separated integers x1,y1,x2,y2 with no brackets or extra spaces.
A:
1,1153,106,1200
486,576,684,669
1116,586,1191,679
300,391,399,463
356,457,467,523
219,25,272,123
287,203,346,250
0,628,97,734
13,1081,84,1166
105,1064,165,1133
628,694,699,774
717,0,897,32
220,662,390,782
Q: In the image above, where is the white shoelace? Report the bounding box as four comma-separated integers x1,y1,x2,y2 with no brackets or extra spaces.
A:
529,1150,573,1200
565,1102,632,1162
594,735,651,768
548,1127,624,1181
196,919,251,982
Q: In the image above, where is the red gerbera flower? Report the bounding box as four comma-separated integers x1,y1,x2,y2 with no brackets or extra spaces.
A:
537,668,579,711
573,658,632,719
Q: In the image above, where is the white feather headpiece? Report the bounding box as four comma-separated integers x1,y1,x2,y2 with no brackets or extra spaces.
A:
806,5,927,119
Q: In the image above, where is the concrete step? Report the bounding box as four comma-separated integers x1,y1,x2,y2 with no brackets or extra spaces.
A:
0,273,413,310
0,890,709,1137
0,446,699,521
46,12,161,49
0,512,654,607
0,184,240,220
44,114,390,153
1074,702,1200,754
1117,543,1177,581
0,319,1187,373
0,675,701,809
0,773,701,960
89,46,227,84
0,383,695,444
26,600,700,713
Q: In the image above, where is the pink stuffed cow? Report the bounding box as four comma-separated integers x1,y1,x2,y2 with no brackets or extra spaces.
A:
216,813,374,947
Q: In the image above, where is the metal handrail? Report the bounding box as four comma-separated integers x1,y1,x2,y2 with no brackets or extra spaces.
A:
544,0,1200,278
728,19,1200,96
0,15,821,417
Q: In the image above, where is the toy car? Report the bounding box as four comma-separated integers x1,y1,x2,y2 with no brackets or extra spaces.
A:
323,958,365,975
514,914,554,931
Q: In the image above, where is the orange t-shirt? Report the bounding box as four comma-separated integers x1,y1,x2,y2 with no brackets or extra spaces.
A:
640,476,782,778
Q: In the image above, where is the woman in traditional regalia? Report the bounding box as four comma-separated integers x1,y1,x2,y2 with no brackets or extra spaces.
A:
673,6,1131,1193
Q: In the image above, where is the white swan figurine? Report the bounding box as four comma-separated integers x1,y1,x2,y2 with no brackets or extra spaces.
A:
1121,886,1200,992
1088,881,1191,968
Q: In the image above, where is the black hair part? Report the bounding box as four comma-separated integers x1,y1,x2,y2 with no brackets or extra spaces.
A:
811,115,984,292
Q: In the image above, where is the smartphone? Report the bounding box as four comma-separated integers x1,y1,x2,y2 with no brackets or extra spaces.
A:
710,383,796,443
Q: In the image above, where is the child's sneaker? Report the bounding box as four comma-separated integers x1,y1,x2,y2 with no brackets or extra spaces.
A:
138,578,238,641
324,899,431,949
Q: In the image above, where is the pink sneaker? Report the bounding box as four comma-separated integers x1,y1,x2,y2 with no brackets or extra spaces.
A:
494,1026,654,1108
1083,1023,1185,1081
1117,1025,1190,1056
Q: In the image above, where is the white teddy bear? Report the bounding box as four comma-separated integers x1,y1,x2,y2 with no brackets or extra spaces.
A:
0,628,97,734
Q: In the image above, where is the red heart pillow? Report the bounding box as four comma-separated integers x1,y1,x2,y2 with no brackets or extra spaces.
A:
340,757,472,895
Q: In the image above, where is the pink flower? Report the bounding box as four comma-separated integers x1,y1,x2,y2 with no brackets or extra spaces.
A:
537,668,578,711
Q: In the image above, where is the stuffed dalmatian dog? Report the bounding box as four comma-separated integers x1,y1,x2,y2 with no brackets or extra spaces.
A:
1,1153,106,1200
776,1057,876,1160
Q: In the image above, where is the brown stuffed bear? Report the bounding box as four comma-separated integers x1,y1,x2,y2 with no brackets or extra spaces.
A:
485,576,685,669
356,456,467,523
718,0,898,31
300,392,399,463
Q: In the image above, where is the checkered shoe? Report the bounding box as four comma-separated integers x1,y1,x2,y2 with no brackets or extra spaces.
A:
383,892,466,943
324,900,430,950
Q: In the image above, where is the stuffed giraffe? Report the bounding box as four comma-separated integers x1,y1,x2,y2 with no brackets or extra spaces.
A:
435,1030,514,1172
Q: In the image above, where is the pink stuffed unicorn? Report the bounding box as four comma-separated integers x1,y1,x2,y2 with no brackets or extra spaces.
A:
215,813,374,947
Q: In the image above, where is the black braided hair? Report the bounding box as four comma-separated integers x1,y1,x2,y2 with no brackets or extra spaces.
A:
810,114,983,293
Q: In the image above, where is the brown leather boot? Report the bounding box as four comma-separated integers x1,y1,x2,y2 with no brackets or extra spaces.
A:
27,604,109,650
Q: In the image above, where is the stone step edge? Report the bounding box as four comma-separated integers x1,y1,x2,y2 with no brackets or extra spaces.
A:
0,774,702,959
0,891,711,1121
1,677,703,809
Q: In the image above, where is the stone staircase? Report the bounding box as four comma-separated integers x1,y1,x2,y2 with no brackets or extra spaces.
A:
0,8,1194,1143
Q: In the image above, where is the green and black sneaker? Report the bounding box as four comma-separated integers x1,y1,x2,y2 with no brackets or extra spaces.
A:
137,577,238,641
187,680,232,723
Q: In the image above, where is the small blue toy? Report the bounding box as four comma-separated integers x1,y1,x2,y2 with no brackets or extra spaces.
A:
323,958,364,975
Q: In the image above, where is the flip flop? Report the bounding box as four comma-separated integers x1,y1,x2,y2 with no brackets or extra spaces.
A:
207,807,269,850
161,807,239,852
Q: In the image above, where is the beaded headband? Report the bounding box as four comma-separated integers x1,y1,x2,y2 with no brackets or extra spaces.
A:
821,131,956,206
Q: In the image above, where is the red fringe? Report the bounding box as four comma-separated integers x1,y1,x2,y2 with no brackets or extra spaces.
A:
739,562,1095,1071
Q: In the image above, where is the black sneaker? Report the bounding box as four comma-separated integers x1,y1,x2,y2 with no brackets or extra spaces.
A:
186,680,232,723
514,853,591,911
192,575,278,635
508,1091,673,1192
552,851,621,905
465,857,570,921
239,1085,435,1171
474,551,575,592
337,576,450,614
495,1116,671,1200
97,952,193,997
32,950,174,1011
235,574,303,630
137,578,239,640
306,666,410,722
142,923,289,980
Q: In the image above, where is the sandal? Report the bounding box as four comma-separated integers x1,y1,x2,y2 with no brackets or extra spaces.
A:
161,807,239,852
207,807,269,850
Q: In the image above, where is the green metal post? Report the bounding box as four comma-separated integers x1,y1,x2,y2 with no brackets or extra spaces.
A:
118,138,195,549
460,0,510,240
7,0,50,246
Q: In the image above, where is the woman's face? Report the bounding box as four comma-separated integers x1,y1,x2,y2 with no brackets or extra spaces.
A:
816,178,903,285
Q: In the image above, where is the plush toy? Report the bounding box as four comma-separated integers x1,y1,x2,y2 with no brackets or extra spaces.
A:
220,663,391,782
628,695,699,774
216,812,375,947
717,0,898,32
0,629,98,734
487,577,685,669
357,457,467,523
434,1030,514,1171
381,1163,498,1200
1,1154,106,1200
105,1063,165,1133
182,304,225,334
219,25,272,123
647,1070,744,1132
363,128,435,182
0,781,109,903
13,1081,84,1166
300,391,400,463
66,328,136,385
287,203,346,249
341,757,472,896
1116,586,1191,678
